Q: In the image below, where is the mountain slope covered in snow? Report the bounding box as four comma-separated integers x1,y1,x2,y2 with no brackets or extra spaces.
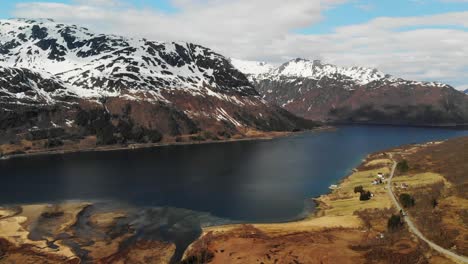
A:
232,58,468,125
0,19,318,148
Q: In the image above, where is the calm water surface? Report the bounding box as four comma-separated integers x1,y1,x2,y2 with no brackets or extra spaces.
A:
1,125,467,222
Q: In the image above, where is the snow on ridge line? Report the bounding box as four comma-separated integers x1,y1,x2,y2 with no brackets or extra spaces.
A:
230,58,276,75
232,58,450,88
0,18,256,105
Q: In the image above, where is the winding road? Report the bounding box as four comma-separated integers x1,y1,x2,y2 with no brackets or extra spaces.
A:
387,155,468,264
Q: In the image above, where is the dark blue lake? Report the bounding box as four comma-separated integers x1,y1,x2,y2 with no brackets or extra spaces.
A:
1,125,467,222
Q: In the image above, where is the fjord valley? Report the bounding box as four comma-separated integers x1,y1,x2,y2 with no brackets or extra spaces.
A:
0,15,468,264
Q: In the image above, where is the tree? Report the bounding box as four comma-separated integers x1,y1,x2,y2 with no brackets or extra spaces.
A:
397,160,410,173
354,185,364,194
360,191,372,201
399,193,415,208
46,138,63,148
201,131,218,140
96,124,115,145
147,129,163,143
75,110,90,127
131,126,145,143
117,120,134,142
387,214,403,231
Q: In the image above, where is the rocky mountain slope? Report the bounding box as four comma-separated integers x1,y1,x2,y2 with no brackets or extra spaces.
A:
232,58,468,126
0,19,317,147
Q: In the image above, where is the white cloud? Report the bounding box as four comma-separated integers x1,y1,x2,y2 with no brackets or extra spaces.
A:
73,0,122,6
10,1,468,86
440,0,468,2
456,84,468,91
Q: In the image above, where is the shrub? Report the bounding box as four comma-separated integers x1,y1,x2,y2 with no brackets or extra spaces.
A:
397,160,410,173
387,214,404,231
399,193,415,208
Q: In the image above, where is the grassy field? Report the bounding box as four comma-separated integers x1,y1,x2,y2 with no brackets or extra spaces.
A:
317,167,392,217
364,158,392,167
393,172,449,188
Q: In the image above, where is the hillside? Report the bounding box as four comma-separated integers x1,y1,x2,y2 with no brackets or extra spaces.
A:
232,58,468,126
0,19,318,151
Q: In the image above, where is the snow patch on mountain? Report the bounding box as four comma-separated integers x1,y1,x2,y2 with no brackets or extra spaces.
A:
230,58,276,75
0,18,255,105
269,58,390,85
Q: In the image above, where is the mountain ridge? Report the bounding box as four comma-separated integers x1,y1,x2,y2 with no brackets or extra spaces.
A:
232,58,468,125
0,19,318,148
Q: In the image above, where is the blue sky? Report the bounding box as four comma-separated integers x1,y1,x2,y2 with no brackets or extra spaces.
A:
1,0,468,88
3,0,467,33
300,0,468,34
0,0,178,18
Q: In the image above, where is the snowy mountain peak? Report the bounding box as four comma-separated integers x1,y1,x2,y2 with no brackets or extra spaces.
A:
229,58,276,75
0,18,255,101
270,58,390,85
232,58,450,88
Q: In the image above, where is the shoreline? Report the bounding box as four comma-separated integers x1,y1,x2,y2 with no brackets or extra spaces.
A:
1,135,466,263
179,140,438,262
194,142,416,233
0,126,335,161
327,121,468,130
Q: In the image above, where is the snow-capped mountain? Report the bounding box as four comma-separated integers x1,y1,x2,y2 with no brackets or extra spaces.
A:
229,58,276,76
0,19,256,99
232,58,449,88
0,19,317,144
232,58,468,125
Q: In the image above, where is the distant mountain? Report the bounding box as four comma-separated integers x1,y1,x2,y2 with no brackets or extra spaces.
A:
229,58,275,75
464,89,468,95
0,19,317,145
232,58,468,126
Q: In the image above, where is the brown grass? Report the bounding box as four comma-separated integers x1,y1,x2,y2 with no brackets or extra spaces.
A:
394,136,468,256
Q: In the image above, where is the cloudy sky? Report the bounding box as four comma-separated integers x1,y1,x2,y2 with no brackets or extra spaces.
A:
1,0,467,90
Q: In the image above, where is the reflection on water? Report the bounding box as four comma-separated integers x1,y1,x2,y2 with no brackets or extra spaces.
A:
1,125,467,222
